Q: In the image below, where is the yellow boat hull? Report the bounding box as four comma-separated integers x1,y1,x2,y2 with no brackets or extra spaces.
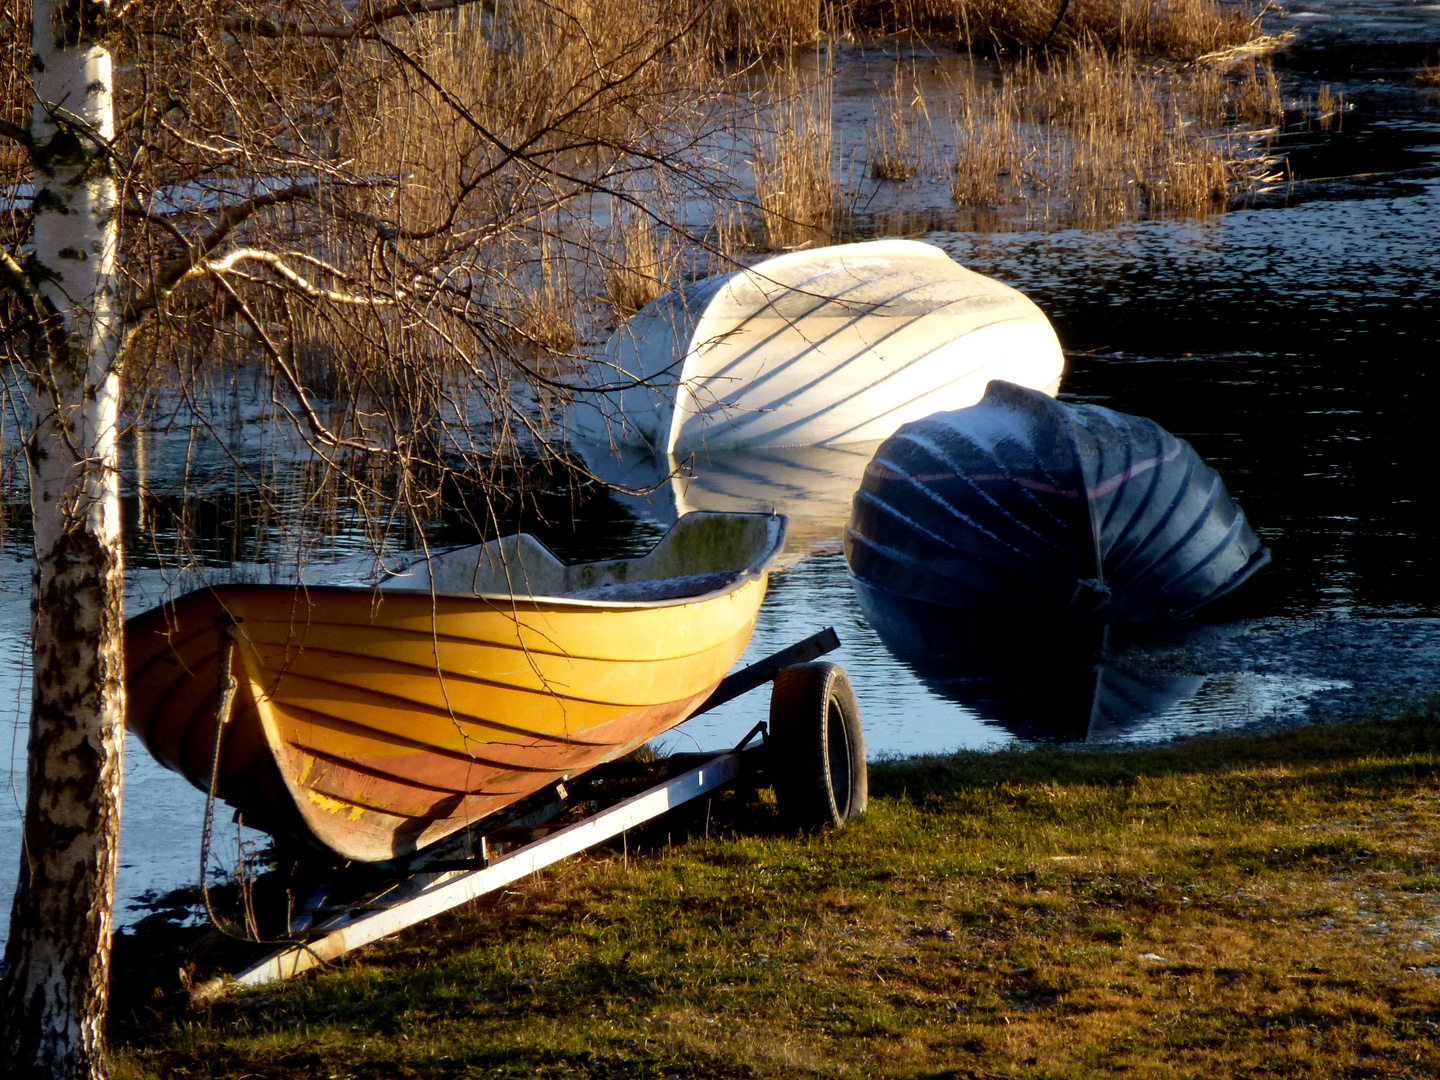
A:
125,514,780,862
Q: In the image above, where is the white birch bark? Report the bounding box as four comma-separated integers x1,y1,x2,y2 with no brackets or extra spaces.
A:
1,2,125,1077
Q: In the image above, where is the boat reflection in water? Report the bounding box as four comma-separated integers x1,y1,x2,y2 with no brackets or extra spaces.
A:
853,583,1204,742
578,441,879,557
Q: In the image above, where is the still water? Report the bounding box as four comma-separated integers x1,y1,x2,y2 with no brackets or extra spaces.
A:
2,4,1439,945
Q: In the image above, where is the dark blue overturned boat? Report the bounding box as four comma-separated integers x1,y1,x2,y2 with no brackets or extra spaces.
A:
845,381,1270,625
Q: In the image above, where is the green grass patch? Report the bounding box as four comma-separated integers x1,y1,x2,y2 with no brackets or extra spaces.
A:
113,710,1440,1078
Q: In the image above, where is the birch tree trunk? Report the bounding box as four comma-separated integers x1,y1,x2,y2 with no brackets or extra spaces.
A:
0,2,125,1077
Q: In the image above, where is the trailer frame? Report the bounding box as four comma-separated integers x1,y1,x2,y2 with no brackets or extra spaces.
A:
222,627,843,990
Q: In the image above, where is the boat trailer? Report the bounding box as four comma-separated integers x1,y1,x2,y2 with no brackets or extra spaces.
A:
218,627,860,991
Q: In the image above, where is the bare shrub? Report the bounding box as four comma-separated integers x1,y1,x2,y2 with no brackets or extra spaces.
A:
753,67,842,249
92,0,737,516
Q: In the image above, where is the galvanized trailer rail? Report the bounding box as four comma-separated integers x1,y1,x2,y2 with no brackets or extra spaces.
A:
227,627,841,989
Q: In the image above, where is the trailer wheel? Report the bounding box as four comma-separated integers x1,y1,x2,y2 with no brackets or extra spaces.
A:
769,662,867,830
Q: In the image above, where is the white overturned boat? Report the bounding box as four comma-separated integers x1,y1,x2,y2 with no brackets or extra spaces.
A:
568,239,1064,456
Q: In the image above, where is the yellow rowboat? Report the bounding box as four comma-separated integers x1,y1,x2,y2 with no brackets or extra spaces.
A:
125,512,786,863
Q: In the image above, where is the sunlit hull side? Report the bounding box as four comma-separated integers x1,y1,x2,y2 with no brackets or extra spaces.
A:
125,513,784,862
568,239,1064,455
845,381,1270,625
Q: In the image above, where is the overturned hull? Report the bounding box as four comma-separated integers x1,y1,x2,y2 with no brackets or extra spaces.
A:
568,239,1064,455
845,381,1270,624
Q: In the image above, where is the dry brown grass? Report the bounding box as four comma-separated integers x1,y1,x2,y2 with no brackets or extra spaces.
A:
707,201,755,272
698,0,825,60
318,0,715,369
753,67,844,249
1419,58,1440,87
868,67,932,181
1037,47,1228,220
514,240,579,357
1315,82,1343,131
1234,58,1284,126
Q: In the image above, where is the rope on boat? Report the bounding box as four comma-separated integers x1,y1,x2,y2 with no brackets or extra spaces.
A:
198,615,242,938
193,617,330,965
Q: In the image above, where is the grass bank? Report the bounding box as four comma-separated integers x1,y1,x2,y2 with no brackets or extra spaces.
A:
114,710,1440,1078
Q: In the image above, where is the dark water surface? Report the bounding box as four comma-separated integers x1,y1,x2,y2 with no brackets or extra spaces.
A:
688,3,1440,752
3,4,1439,945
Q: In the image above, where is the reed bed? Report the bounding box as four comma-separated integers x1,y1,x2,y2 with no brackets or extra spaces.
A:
950,47,1280,222
0,0,28,191
517,263,579,358
698,0,825,60
841,0,1261,59
1233,58,1284,126
950,79,1036,206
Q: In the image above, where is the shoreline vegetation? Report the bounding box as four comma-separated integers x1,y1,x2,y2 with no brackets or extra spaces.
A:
112,708,1440,1078
3,0,1305,383
337,0,1305,366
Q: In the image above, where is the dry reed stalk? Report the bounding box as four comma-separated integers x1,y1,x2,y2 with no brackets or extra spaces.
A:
950,44,1248,222
1186,61,1228,128
1147,109,1228,216
519,287,579,358
697,0,824,60
709,202,753,271
1315,83,1341,131
325,0,720,390
950,78,1034,207
602,208,679,318
1234,60,1283,127
942,0,1261,59
1196,30,1299,70
1031,47,1162,222
1420,59,1440,87
752,67,841,249
868,67,932,182
0,0,28,190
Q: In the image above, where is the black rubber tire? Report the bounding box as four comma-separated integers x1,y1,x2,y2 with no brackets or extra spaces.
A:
768,662,867,830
